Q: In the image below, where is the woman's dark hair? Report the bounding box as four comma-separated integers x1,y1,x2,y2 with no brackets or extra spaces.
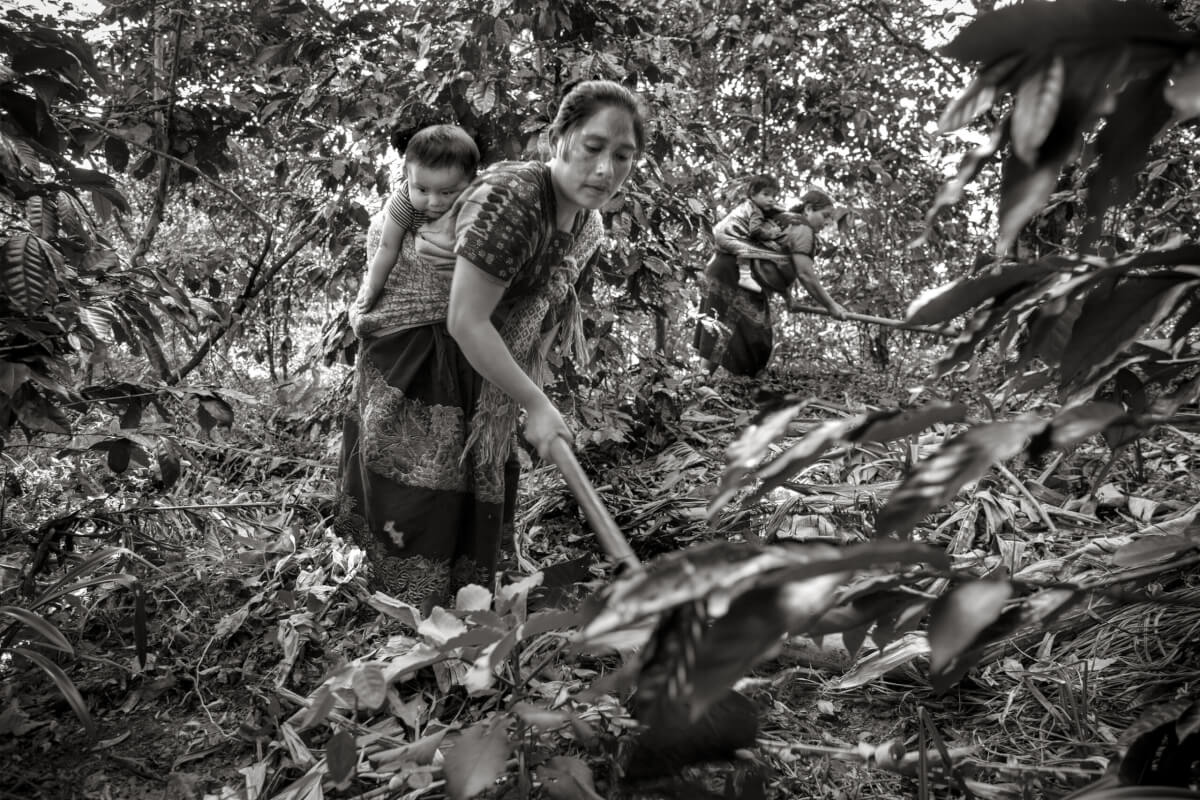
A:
796,189,834,211
747,174,781,196
550,80,646,154
404,124,480,176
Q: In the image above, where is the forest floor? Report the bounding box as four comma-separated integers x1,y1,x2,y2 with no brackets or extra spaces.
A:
3,356,1198,800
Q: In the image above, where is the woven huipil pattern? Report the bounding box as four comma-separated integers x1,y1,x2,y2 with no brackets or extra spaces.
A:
349,219,451,339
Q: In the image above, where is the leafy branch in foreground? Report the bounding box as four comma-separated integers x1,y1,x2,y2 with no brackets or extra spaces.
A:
922,0,1200,255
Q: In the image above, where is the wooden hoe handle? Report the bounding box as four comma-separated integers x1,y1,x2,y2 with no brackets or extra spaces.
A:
547,437,642,575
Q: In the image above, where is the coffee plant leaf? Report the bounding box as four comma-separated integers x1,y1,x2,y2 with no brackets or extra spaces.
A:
443,719,511,800
875,417,1043,538
927,578,1012,680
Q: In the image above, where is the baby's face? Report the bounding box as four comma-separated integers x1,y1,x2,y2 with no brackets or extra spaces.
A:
407,163,471,220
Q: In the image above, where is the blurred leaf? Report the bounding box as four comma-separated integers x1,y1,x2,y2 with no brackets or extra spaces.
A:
197,395,235,433
350,662,387,711
1060,275,1196,393
292,685,336,732
849,401,968,445
156,439,182,489
917,123,1009,238
941,0,1184,68
747,417,863,503
875,418,1043,537
996,153,1061,256
1011,56,1064,165
937,53,1024,133
1164,53,1200,119
1029,402,1131,459
1082,72,1174,248
325,729,357,789
536,755,605,800
443,719,511,800
708,403,809,516
906,263,1054,326
1112,526,1200,568
927,579,1012,686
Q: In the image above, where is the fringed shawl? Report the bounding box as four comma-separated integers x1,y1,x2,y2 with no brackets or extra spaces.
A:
415,161,603,471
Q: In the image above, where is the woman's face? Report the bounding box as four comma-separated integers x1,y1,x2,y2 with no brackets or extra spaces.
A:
550,105,639,216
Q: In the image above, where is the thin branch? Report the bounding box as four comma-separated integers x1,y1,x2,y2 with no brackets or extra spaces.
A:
65,116,271,229
129,8,185,269
169,227,320,385
848,1,959,76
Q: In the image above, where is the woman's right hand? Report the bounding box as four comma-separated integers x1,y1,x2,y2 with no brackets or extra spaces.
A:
354,284,381,315
523,395,572,460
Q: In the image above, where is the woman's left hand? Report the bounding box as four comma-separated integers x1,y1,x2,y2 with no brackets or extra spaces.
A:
523,395,573,460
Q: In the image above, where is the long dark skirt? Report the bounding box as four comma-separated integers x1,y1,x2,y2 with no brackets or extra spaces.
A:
693,252,774,376
337,323,519,614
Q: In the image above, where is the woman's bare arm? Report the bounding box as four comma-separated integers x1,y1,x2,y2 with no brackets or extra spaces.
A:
788,252,847,320
446,258,570,456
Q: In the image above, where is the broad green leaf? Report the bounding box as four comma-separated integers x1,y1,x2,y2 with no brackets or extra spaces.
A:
942,0,1183,68
443,720,511,800
292,685,336,731
849,401,968,445
875,417,1043,537
906,263,1054,326
1039,402,1131,453
0,361,32,396
996,153,1060,256
1060,275,1197,392
535,755,604,800
350,662,387,710
927,579,1012,679
1082,72,1174,247
324,729,357,789
1022,293,1086,369
747,416,863,502
2,234,61,315
708,402,808,517
9,646,95,737
55,190,95,245
12,385,71,435
1164,53,1200,119
106,438,132,473
370,727,447,768
1112,526,1200,568
26,195,58,240
836,632,929,689
1011,56,1064,165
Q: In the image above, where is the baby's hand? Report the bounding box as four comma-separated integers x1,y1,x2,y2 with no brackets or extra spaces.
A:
759,220,784,238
